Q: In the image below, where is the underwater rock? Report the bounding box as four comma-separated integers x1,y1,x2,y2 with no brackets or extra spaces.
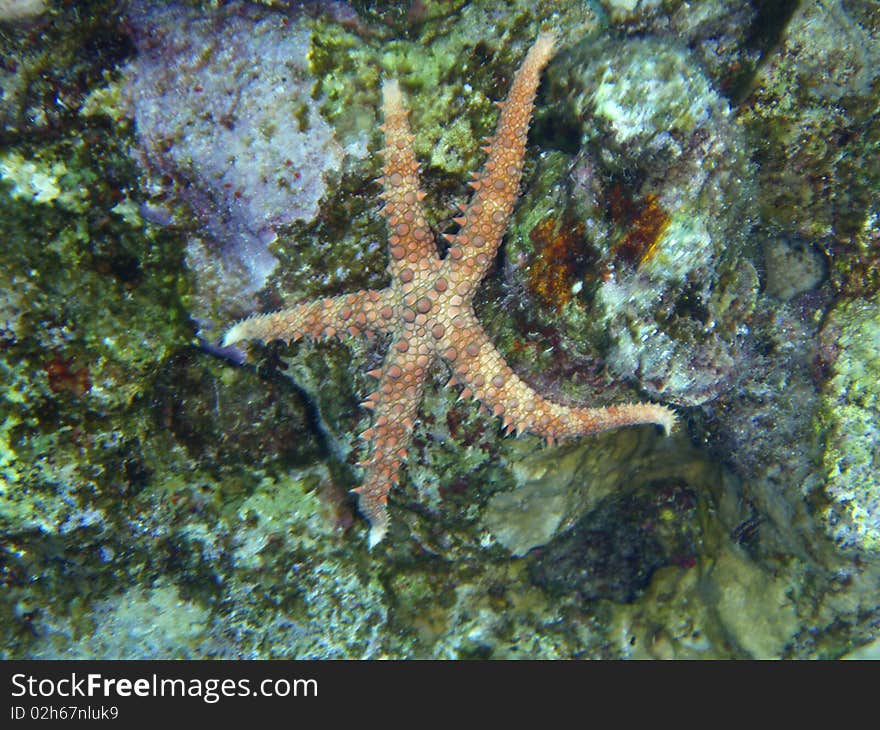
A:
151,348,322,473
708,546,800,658
609,543,800,659
744,0,880,295
0,0,46,22
699,0,880,565
695,290,828,561
482,427,663,557
508,34,756,407
527,481,700,604
4,0,880,660
29,581,211,659
762,234,826,302
0,1,125,140
122,1,345,338
481,424,718,560
817,294,880,555
596,0,662,25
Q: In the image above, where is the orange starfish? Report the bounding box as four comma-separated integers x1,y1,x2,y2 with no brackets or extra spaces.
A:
224,33,676,546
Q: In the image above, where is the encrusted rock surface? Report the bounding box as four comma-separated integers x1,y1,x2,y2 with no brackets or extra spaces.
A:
2,0,879,660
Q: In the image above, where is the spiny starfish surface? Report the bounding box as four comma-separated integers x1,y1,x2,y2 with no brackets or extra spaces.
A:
224,33,676,546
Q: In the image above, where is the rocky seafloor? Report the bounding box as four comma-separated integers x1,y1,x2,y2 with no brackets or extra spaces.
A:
1,0,878,659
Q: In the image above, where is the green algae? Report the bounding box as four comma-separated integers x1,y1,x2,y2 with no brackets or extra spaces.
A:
742,0,880,297
816,295,880,553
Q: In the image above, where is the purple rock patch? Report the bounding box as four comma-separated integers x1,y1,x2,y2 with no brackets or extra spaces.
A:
123,1,344,339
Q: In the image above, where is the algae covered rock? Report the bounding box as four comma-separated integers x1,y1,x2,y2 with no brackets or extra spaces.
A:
505,34,757,407
4,0,880,662
743,0,880,297
817,295,880,555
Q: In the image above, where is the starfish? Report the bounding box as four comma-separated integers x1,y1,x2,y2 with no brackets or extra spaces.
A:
224,32,676,547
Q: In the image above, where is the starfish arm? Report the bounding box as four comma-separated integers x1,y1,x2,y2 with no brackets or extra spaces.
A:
447,32,557,296
380,79,440,283
443,311,676,442
222,289,396,348
219,33,679,549
352,334,435,548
